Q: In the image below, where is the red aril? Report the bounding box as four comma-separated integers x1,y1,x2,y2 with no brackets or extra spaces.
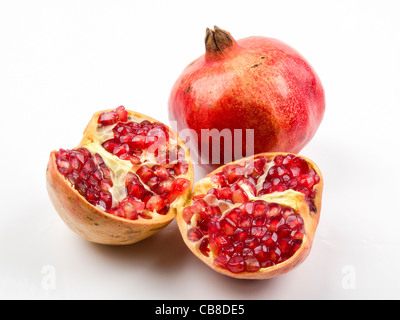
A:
168,26,325,169
176,152,323,279
47,106,193,245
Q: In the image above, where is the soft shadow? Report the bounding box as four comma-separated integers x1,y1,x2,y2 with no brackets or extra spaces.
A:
206,268,286,298
86,220,190,275
80,220,298,298
175,254,286,299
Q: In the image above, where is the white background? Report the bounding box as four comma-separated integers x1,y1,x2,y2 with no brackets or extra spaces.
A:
1,0,399,300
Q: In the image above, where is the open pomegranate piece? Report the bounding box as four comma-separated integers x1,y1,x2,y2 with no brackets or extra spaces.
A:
177,153,323,279
47,106,193,245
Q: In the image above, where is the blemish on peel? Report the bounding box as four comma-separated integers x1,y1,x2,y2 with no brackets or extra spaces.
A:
184,86,192,94
251,62,262,68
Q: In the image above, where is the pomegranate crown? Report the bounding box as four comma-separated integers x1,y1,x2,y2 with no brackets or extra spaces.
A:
205,26,238,59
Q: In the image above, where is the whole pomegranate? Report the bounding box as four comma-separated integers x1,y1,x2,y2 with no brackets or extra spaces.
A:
177,152,323,279
168,26,325,169
47,106,194,245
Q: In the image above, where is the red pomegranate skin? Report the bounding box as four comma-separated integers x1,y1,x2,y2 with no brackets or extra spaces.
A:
168,27,325,169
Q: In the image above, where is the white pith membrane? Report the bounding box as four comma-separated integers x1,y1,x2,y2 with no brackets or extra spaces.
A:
184,157,315,271
78,113,190,217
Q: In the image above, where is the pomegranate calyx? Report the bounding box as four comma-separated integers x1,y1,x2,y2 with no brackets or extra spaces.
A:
205,26,238,60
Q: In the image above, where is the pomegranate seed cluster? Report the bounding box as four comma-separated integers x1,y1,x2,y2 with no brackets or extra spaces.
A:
208,154,319,212
259,154,320,212
184,199,305,273
101,120,171,166
182,154,319,273
55,106,191,221
56,148,114,210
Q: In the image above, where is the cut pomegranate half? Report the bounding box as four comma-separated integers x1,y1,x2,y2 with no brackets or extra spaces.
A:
177,153,323,279
47,106,193,245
